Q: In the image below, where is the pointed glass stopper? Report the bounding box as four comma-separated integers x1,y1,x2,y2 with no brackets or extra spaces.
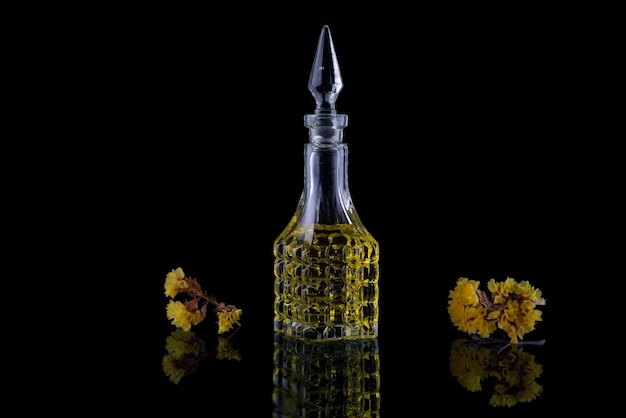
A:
308,25,343,114
304,25,348,144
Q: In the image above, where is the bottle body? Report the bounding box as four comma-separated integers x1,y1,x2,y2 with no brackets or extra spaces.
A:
273,143,380,341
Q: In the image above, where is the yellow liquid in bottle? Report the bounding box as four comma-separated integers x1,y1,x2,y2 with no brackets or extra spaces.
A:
273,222,379,340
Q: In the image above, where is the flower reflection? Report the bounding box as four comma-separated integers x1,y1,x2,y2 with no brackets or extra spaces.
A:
272,334,381,417
162,328,241,384
449,336,545,407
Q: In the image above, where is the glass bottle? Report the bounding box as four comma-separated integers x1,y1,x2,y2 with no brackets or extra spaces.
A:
273,25,380,341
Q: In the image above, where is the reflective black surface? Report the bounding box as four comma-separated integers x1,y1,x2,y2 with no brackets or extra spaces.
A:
127,252,563,417
60,5,601,416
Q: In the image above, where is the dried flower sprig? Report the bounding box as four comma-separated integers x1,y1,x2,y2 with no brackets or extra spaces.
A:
448,277,546,344
164,267,243,333
162,328,241,384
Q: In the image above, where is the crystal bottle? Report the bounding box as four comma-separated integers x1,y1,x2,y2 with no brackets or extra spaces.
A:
273,25,380,341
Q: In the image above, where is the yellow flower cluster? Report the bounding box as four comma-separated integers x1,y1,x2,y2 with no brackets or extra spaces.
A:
218,309,243,334
162,328,241,384
166,300,203,331
449,337,544,407
164,266,188,298
164,267,243,334
448,277,545,343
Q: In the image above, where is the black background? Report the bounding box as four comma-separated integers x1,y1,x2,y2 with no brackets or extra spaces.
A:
24,3,611,416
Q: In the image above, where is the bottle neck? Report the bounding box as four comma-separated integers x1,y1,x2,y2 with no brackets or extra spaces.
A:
304,113,348,144
299,142,353,225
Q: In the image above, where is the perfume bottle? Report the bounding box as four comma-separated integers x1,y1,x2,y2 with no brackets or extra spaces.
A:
273,26,380,341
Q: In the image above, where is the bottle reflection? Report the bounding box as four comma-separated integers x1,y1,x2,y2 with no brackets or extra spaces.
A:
273,334,381,417
449,336,545,407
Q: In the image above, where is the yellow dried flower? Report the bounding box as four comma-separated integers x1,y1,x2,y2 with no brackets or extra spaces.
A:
448,277,492,337
217,308,243,334
166,300,203,332
448,276,545,343
164,267,187,298
161,266,244,385
163,267,242,333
